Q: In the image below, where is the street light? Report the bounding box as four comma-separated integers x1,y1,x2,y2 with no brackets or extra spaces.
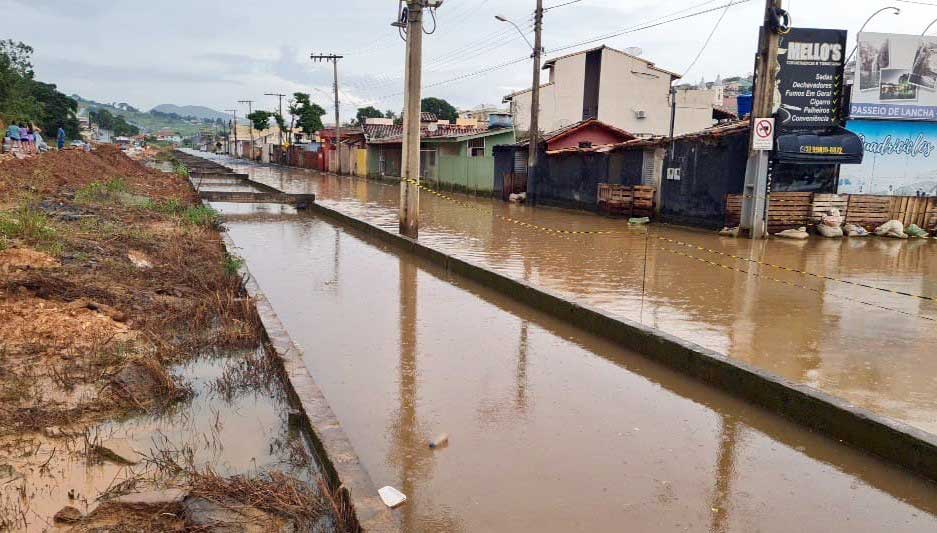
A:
496,7,543,203
845,6,901,65
923,15,937,36
495,15,535,52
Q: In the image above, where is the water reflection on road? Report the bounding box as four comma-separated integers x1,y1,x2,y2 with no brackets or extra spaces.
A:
202,153,937,435
219,202,937,532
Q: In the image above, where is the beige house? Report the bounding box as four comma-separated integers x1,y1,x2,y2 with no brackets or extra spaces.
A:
504,45,723,137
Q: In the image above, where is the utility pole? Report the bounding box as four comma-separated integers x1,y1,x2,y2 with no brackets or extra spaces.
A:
238,100,254,160
310,54,344,173
740,0,783,239
264,92,286,148
399,1,424,238
225,109,237,156
527,0,544,203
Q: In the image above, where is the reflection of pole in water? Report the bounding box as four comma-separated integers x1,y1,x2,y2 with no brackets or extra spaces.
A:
710,417,739,533
640,225,651,324
515,321,530,412
331,227,341,287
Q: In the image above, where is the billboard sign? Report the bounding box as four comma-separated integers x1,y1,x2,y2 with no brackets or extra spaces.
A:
851,32,937,121
776,27,847,132
839,119,937,195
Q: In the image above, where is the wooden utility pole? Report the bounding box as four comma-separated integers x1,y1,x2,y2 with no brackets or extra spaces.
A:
238,100,254,160
740,0,783,239
311,54,344,173
399,1,424,238
264,92,286,147
527,0,544,203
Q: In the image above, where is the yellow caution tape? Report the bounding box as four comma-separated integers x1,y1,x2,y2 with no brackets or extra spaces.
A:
402,179,935,303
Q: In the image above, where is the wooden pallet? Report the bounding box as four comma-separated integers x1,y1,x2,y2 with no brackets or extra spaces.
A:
888,196,934,229
725,194,743,228
927,199,937,231
845,195,891,231
632,186,656,218
810,194,848,225
767,192,813,233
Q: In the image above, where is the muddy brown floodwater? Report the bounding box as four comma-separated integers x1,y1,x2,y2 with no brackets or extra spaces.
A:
197,152,937,436
213,198,937,531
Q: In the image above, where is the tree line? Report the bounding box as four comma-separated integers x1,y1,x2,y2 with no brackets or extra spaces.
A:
352,97,458,127
0,40,80,139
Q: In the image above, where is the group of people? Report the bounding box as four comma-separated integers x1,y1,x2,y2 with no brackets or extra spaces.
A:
3,122,67,155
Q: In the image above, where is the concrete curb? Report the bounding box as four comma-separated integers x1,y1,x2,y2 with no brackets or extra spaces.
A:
305,200,937,484
219,233,399,533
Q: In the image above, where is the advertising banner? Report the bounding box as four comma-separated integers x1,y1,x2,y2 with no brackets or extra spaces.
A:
838,119,937,195
851,32,937,121
776,28,847,132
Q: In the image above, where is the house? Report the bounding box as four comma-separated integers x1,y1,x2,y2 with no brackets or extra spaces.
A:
495,118,641,201
364,116,516,194
502,45,721,137
154,129,182,143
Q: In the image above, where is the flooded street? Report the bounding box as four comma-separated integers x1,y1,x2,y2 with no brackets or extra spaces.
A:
216,197,937,531
200,153,937,435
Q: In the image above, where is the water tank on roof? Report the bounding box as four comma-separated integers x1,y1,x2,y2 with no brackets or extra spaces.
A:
736,94,753,118
488,112,512,129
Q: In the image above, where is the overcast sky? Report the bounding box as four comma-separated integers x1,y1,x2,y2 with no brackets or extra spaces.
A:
5,0,937,116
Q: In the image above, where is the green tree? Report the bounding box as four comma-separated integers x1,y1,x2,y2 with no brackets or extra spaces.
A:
1,40,80,139
290,92,326,135
421,97,458,123
354,106,384,126
246,110,273,131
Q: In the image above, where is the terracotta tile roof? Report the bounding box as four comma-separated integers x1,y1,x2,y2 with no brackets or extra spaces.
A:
366,123,507,144
546,119,751,155
421,112,437,122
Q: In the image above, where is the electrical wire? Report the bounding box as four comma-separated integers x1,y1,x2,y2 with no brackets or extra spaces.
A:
682,1,732,77
544,0,584,11
550,0,751,56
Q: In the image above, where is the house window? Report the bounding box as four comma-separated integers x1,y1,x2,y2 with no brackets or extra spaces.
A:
468,138,485,157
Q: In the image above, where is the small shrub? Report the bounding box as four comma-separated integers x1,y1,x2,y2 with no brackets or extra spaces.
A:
223,254,244,276
182,205,220,227
143,198,184,215
75,178,130,203
0,205,57,243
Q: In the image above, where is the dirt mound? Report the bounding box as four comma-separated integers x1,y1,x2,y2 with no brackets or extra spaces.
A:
0,146,194,202
0,295,133,357
0,247,59,271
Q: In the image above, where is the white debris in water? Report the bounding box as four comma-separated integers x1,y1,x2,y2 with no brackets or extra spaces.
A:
378,486,407,508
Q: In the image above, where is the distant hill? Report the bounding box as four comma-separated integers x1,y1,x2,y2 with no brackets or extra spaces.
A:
151,104,230,122
72,95,230,136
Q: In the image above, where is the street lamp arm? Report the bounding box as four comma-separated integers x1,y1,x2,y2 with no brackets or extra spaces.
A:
495,15,535,51
845,6,900,65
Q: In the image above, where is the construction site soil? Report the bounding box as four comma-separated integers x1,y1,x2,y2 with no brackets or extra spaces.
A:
0,147,350,531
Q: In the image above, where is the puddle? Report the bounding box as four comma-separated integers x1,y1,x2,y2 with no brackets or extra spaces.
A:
0,347,324,531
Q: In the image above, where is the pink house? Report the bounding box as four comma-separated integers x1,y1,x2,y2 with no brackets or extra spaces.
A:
541,119,635,152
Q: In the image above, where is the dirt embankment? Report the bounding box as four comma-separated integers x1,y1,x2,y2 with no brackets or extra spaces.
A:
0,148,353,531
0,146,253,431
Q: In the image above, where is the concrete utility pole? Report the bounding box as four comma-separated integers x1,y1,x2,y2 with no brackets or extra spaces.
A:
311,54,344,172
264,92,286,147
225,109,237,156
238,100,254,160
399,1,424,238
528,0,544,203
740,0,783,239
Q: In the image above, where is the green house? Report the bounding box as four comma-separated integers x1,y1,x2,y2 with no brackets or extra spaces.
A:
366,124,516,195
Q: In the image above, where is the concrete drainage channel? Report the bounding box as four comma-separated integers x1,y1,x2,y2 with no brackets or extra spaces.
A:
182,154,937,489
177,153,399,532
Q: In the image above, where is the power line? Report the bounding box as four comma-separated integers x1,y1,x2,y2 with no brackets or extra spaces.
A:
894,0,937,7
547,0,750,57
682,1,732,77
544,0,583,11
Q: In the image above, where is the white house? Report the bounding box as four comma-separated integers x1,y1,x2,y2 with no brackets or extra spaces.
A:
504,45,725,138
